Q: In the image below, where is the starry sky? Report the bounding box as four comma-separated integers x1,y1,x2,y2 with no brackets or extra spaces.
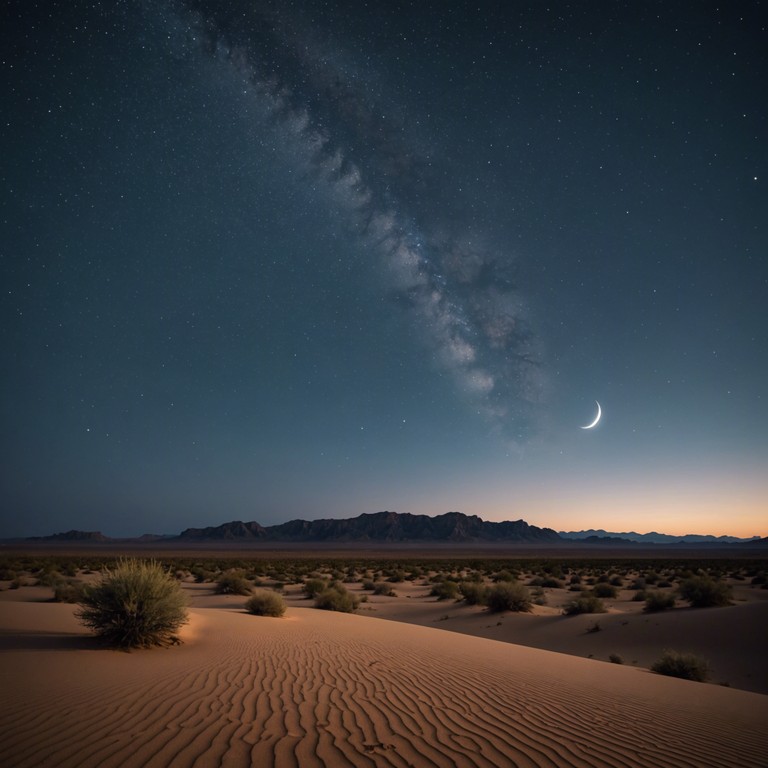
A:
2,1,766,539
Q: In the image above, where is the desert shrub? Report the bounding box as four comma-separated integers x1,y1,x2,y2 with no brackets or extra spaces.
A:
629,577,646,591
609,575,624,587
303,578,329,598
493,570,517,583
609,654,623,664
76,559,188,648
245,589,286,617
563,594,606,615
591,582,617,599
361,580,376,591
569,574,582,585
37,569,64,587
216,572,252,596
631,590,648,602
651,650,709,682
459,581,488,605
52,579,86,603
430,580,460,601
644,591,676,612
486,581,532,613
529,576,561,588
678,576,732,607
371,581,396,596
314,583,359,613
750,572,766,585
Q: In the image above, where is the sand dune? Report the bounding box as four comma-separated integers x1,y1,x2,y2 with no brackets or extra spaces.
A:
1,601,766,768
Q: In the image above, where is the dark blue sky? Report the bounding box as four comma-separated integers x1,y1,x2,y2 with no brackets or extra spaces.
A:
2,1,766,538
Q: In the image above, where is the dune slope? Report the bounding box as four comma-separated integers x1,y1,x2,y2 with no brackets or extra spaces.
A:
1,603,766,768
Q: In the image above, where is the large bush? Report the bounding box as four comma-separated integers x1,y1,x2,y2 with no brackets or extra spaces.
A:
678,576,732,607
245,589,286,617
591,582,617,598
486,581,532,613
651,650,709,681
76,559,188,648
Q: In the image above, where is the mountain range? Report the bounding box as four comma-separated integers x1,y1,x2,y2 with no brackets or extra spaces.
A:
559,529,761,545
21,511,765,546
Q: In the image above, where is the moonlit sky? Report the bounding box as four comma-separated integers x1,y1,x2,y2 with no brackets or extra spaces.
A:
2,1,766,538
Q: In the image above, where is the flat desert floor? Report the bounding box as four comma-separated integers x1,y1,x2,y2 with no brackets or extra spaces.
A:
1,571,767,767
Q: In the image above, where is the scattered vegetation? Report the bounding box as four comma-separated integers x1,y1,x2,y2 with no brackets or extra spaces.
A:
76,559,188,648
245,589,286,617
52,579,86,603
651,650,709,682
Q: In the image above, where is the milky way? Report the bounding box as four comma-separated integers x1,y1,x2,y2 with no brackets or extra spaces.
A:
164,0,546,442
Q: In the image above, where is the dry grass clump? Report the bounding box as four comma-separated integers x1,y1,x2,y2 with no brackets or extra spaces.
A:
245,589,286,617
76,559,188,648
651,650,709,682
486,581,532,613
303,578,329,598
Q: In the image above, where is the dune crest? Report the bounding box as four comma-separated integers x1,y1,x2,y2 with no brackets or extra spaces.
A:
1,604,766,767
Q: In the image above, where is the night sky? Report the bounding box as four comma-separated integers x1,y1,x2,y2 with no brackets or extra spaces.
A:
2,1,766,538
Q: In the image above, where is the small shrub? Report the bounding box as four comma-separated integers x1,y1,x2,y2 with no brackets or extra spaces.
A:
245,589,286,617
303,578,329,598
591,582,617,599
529,576,561,588
430,580,460,601
563,594,606,615
631,590,648,602
586,621,602,633
678,576,732,607
644,591,676,612
458,581,488,605
493,570,516,583
651,650,709,682
52,579,86,603
216,572,252,596
76,559,188,648
486,582,532,613
371,581,396,596
314,584,359,613
609,654,623,664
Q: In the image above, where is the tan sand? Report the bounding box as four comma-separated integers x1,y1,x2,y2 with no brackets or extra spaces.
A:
355,580,768,694
1,599,766,768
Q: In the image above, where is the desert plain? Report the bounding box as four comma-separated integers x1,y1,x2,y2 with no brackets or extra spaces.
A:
1,550,766,768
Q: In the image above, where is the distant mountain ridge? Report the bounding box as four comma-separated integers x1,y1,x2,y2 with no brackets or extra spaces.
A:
177,511,560,543
21,514,764,546
559,529,761,545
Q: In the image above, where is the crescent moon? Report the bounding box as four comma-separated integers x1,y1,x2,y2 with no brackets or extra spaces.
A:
580,401,602,429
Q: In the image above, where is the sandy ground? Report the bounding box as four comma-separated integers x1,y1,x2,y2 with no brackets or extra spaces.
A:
1,576,767,768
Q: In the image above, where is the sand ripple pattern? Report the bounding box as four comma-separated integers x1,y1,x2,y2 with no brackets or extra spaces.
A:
2,607,767,768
